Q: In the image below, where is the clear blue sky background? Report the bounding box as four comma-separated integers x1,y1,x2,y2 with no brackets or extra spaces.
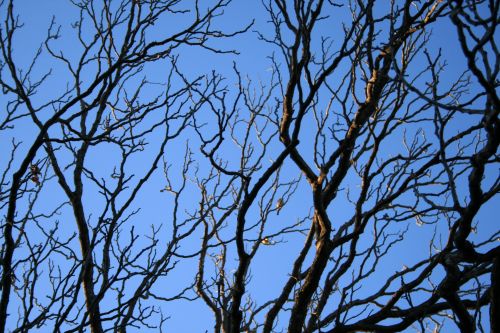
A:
1,1,498,332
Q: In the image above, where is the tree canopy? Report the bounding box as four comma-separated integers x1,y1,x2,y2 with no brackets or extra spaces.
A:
0,1,498,332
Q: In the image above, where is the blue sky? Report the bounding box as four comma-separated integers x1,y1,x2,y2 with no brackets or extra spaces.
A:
1,1,498,332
